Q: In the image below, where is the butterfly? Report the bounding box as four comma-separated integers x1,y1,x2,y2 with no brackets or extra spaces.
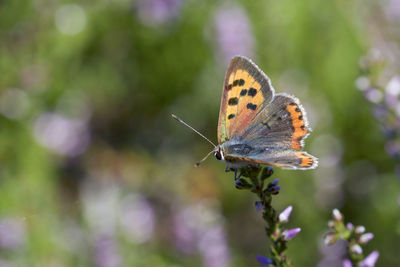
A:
173,56,317,177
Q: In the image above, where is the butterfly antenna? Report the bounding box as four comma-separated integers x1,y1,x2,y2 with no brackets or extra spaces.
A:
171,114,217,148
194,149,215,167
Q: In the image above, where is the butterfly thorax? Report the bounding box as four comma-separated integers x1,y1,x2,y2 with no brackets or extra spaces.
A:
215,140,260,169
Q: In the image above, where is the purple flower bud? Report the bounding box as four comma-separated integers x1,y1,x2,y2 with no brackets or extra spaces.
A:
342,259,353,267
281,228,301,241
346,222,354,231
323,233,337,245
278,206,293,223
360,251,379,267
255,201,263,212
256,255,274,266
350,244,363,254
270,178,279,186
355,225,366,234
359,233,374,244
332,209,343,221
270,185,281,195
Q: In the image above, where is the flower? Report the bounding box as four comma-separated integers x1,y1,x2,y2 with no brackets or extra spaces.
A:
213,3,254,63
278,206,293,223
350,244,363,254
135,0,182,27
332,209,343,221
355,225,366,234
360,251,379,267
342,259,353,267
359,233,374,244
346,222,354,231
281,228,301,241
256,255,274,266
255,201,263,212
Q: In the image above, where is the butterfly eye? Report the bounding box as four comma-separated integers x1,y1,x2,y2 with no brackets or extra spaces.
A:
214,151,222,161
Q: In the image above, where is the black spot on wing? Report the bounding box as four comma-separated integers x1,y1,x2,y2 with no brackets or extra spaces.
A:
228,97,239,105
232,79,245,87
246,103,257,110
240,89,247,96
228,114,235,119
248,88,257,97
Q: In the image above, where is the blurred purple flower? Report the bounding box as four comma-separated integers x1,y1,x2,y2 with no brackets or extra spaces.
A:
278,206,292,223
385,76,400,107
135,0,182,27
364,88,383,104
198,225,230,267
342,259,352,267
0,218,26,250
359,233,374,244
255,201,263,211
384,0,400,21
360,251,379,267
256,255,274,266
119,194,155,244
33,112,90,157
346,222,354,231
355,225,365,234
173,203,230,267
385,140,400,158
372,104,387,120
94,236,121,267
332,209,343,222
214,3,254,63
350,244,363,255
281,228,301,241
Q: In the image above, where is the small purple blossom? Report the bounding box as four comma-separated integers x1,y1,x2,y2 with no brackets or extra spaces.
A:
350,244,363,254
342,259,353,267
214,3,254,63
360,251,379,267
255,201,263,211
270,178,279,185
135,0,182,27
0,218,26,250
278,206,292,223
256,255,274,266
94,236,121,267
346,222,354,231
332,209,343,221
281,228,301,241
359,233,374,244
355,225,366,234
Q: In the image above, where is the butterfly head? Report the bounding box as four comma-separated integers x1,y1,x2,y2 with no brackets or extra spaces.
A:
214,145,225,161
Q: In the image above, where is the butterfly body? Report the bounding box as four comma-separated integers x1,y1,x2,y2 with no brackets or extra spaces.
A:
216,56,317,170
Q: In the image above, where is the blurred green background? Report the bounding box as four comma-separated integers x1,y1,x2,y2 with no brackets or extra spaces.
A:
1,0,399,266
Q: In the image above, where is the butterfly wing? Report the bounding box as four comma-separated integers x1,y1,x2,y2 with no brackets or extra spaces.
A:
222,87,318,169
217,56,274,144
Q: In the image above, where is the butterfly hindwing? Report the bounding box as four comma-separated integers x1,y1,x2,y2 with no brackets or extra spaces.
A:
241,93,310,150
217,56,274,144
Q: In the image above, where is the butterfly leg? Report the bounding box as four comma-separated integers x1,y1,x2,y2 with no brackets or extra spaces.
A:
233,169,242,180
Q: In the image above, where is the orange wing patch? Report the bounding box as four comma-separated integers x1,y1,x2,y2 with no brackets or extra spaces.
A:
295,152,315,168
286,103,308,150
225,70,263,137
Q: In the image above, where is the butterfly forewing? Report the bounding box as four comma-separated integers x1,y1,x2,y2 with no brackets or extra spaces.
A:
217,56,274,143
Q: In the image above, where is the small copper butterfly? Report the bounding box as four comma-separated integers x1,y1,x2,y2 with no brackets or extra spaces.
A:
173,56,318,174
